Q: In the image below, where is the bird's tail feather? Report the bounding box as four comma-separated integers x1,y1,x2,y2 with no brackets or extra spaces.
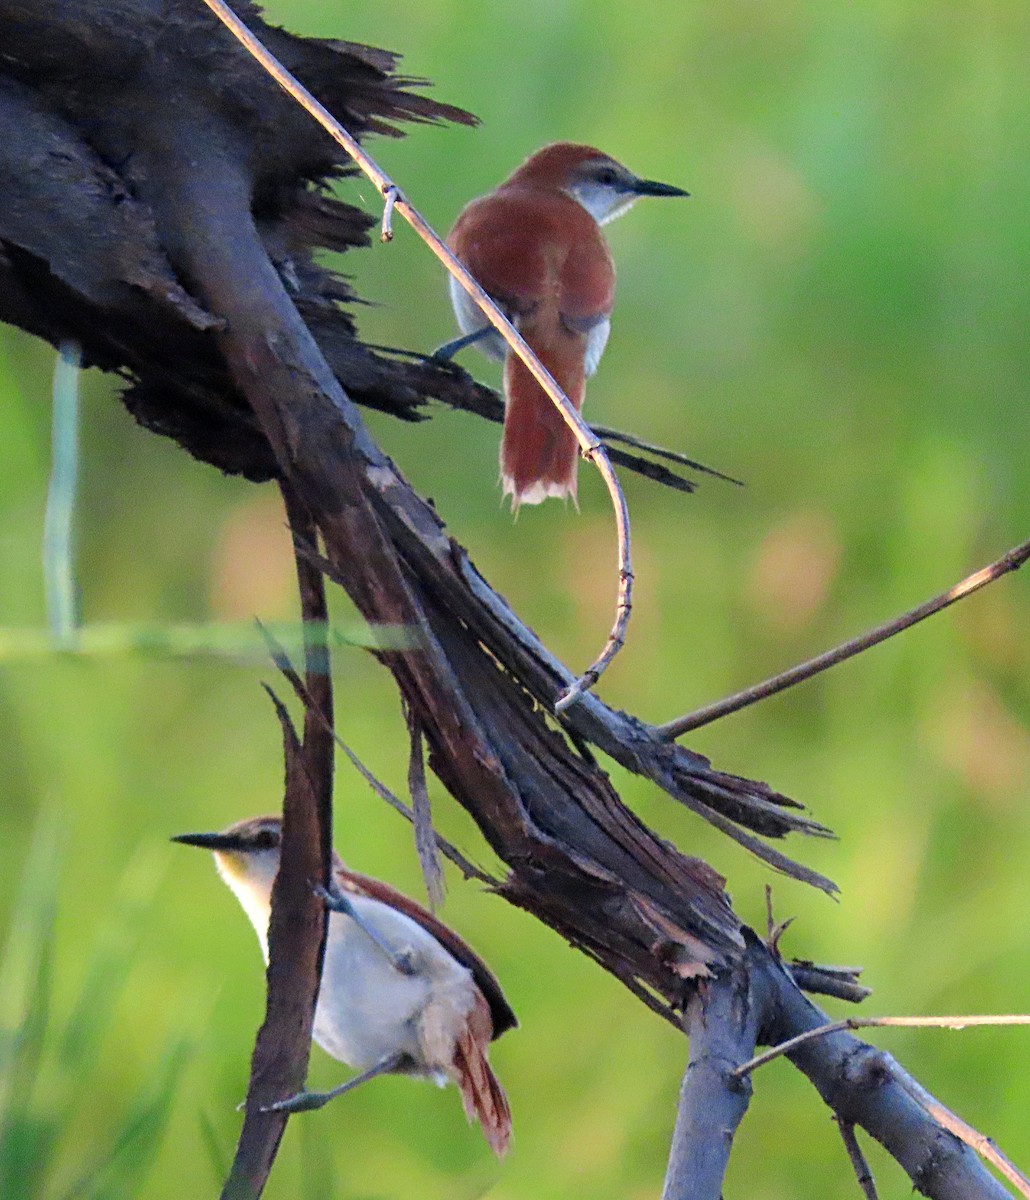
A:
501,344,584,509
451,999,512,1157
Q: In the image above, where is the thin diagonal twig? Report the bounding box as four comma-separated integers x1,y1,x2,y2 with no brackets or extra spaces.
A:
895,1066,1030,1199
255,620,494,887
591,424,743,485
660,536,1030,739
835,1118,879,1200
732,1013,1030,1078
198,0,634,714
337,730,494,886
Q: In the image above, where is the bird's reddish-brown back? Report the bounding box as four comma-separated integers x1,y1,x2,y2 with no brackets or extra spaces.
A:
447,186,615,335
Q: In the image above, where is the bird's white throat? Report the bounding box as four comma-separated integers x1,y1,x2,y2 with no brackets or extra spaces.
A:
566,181,639,226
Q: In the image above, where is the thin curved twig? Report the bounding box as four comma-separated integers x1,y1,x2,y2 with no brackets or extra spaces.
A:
198,0,634,713
659,536,1030,739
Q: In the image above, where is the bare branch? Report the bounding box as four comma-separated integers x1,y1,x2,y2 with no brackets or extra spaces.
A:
659,536,1030,739
764,888,871,1002
405,706,445,908
220,485,334,1200
734,1014,1030,1078
896,1070,1030,1200
198,0,634,709
661,966,761,1200
750,943,1015,1200
836,1118,879,1200
591,424,743,485
787,961,872,1004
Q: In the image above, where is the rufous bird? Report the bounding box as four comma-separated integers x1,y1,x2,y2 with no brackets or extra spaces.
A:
442,142,688,508
173,815,516,1157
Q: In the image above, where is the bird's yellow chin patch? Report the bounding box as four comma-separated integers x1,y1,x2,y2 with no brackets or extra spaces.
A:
213,850,248,885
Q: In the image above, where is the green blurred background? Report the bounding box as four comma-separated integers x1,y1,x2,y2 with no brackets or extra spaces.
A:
1,1,1028,1196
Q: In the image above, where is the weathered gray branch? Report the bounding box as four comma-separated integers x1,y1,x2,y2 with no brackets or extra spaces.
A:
662,959,761,1200
751,942,1012,1200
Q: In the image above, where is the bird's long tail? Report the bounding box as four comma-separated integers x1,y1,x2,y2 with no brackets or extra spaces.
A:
451,998,512,1158
501,340,585,509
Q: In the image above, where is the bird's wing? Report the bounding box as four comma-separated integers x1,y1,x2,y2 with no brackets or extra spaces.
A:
555,202,615,355
446,192,546,319
448,188,616,341
336,866,518,1038
448,186,615,395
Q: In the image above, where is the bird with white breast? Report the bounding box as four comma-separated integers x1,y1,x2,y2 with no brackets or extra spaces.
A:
442,142,689,509
174,815,515,1157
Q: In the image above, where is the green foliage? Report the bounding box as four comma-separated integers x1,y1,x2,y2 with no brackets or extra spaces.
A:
0,818,192,1200
0,2,1027,1197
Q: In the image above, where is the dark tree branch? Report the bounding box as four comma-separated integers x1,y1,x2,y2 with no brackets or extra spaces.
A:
222,485,335,1200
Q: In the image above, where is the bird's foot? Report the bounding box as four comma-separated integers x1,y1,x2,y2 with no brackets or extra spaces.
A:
258,1053,405,1115
430,327,492,362
261,1088,333,1115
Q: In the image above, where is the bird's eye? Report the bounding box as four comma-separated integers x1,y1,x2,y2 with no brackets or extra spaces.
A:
254,829,278,850
595,166,619,186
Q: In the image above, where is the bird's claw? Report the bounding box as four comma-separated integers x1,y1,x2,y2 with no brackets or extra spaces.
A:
259,1089,329,1115
431,327,493,362
393,946,417,976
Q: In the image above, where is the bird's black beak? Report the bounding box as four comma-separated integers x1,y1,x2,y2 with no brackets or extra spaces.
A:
172,831,247,852
631,177,690,198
